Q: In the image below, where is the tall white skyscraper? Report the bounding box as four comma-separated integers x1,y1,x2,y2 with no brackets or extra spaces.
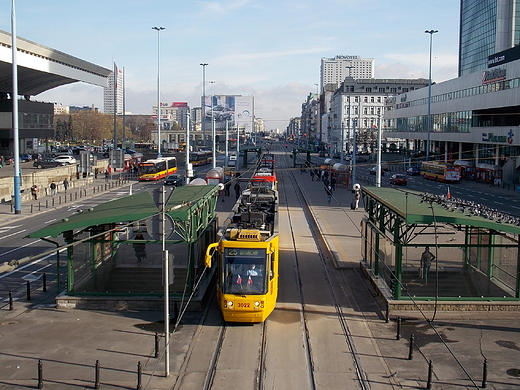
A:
103,66,123,114
320,55,374,91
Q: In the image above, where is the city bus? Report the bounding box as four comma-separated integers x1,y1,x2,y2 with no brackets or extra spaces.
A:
420,161,461,182
138,157,177,181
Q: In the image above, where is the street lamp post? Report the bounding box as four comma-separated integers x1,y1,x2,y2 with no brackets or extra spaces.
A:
200,63,208,147
209,81,216,168
315,83,319,151
425,29,438,162
346,66,354,163
152,26,165,158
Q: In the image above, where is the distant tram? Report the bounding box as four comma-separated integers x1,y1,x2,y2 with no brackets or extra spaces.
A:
205,186,279,323
138,157,177,181
250,153,277,190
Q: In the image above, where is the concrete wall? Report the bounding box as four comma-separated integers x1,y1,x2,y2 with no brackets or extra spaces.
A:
0,162,108,203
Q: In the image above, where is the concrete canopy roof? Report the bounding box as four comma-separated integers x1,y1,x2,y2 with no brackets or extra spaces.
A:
0,30,112,96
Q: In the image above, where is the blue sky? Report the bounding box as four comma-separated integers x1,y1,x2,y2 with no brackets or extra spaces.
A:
2,1,460,131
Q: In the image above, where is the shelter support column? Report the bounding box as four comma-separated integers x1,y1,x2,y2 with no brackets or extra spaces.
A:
394,221,402,299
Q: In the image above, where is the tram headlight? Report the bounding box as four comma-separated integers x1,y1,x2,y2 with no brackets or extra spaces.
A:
227,300,234,308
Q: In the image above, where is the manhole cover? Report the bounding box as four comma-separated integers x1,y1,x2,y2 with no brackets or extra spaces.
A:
506,368,520,377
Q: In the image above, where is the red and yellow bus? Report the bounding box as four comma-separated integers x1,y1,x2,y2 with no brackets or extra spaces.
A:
420,161,461,182
138,157,177,181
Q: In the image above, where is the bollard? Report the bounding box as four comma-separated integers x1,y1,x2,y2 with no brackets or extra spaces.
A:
482,358,487,388
37,359,43,389
9,290,13,310
46,199,48,208
42,273,47,292
38,202,41,211
52,198,54,207
27,281,31,301
396,317,401,340
137,361,142,390
426,359,433,389
154,332,159,358
408,334,414,360
385,301,390,323
31,204,33,213
94,360,100,389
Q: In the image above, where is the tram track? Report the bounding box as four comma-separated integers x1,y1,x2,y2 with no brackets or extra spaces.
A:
279,149,373,390
173,143,392,389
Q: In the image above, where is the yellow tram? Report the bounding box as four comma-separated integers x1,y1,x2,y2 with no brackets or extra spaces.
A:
205,186,279,322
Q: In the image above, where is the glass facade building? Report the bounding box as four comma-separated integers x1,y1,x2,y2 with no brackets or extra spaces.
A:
459,0,520,76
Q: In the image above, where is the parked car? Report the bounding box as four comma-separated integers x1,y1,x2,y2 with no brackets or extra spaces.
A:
390,174,408,185
2,156,14,165
164,174,184,186
19,153,32,162
407,166,421,176
53,155,77,165
33,158,66,169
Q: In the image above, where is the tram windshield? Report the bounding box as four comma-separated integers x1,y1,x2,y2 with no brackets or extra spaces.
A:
223,248,268,295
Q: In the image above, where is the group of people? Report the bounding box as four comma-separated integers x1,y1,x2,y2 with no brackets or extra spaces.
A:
30,178,70,200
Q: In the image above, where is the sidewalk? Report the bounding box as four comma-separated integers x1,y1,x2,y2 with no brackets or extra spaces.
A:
0,173,133,225
295,168,520,389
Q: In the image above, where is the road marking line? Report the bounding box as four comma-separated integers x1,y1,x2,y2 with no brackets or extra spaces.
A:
0,229,26,240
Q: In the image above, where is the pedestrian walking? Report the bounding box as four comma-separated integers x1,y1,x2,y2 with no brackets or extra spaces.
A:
0,155,4,168
234,181,241,200
63,178,69,192
104,169,109,182
325,184,333,204
224,179,231,196
31,184,39,200
354,191,360,209
50,181,57,196
420,246,435,285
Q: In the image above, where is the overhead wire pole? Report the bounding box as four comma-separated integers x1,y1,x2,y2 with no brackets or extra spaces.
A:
425,29,438,162
152,26,165,157
376,114,382,187
200,63,208,147
209,81,216,168
11,0,21,214
186,111,191,184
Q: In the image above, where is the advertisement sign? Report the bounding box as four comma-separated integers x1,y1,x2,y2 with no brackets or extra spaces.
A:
235,96,254,133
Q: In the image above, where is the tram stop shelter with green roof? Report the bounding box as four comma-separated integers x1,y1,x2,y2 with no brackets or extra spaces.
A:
28,185,220,310
359,186,520,312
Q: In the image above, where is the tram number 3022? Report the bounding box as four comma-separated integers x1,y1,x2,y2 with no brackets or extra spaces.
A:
237,303,250,308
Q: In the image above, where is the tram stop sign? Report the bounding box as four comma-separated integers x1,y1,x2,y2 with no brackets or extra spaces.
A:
146,213,175,241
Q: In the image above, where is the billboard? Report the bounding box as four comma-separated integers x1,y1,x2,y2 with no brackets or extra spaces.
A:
235,96,254,133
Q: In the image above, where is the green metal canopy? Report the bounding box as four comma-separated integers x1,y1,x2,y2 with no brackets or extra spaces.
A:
28,185,220,239
363,186,520,235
